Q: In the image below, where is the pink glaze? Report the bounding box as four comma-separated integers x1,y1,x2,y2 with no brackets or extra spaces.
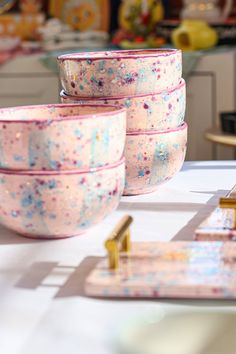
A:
127,120,187,135
0,157,125,175
85,241,236,299
59,49,181,60
124,123,187,195
0,157,125,239
60,79,186,132
58,49,182,97
0,103,126,170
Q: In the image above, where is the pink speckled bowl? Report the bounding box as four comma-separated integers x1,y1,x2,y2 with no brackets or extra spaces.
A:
58,49,182,98
0,158,125,239
60,79,186,132
124,123,187,195
0,104,126,170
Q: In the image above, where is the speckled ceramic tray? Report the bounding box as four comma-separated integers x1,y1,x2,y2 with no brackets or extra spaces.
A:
85,241,236,299
195,185,236,241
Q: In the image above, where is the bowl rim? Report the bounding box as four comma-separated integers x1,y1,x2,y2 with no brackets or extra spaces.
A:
58,48,181,61
60,79,186,101
126,122,187,136
0,103,126,124
0,157,125,176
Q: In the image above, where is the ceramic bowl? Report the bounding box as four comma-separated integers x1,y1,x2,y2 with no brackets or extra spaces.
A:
0,104,126,170
60,79,186,132
57,49,182,98
124,123,187,195
0,158,125,239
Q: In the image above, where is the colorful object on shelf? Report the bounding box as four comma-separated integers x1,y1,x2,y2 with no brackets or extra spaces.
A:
195,185,236,241
119,0,164,36
0,158,125,239
0,13,45,40
115,0,165,48
146,34,166,47
38,18,109,51
49,0,110,32
0,0,44,40
19,0,43,14
0,0,16,14
58,49,182,98
85,214,236,299
181,0,233,23
0,104,126,170
114,33,166,49
172,20,218,51
124,123,187,195
61,79,186,132
49,0,64,19
155,19,236,46
65,3,97,31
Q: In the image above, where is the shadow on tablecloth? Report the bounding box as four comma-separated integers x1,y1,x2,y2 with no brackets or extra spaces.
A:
118,189,228,241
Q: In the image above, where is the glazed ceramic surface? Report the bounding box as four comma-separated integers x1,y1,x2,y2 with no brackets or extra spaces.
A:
194,185,236,241
0,104,126,170
58,49,182,97
0,158,125,239
60,79,186,132
124,123,187,195
86,241,236,299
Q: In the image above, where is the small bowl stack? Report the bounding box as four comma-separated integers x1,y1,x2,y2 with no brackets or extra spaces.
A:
0,103,126,239
58,49,187,195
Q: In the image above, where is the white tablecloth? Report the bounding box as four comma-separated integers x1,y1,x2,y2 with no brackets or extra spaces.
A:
1,161,236,354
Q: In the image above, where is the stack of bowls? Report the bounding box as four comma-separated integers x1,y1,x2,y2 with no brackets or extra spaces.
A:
58,49,187,195
0,103,126,239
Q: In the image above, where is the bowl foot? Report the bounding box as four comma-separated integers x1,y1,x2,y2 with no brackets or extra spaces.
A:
123,186,158,196
15,231,86,240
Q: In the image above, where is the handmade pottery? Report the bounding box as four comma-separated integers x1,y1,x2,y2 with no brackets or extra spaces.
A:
0,158,125,239
124,123,187,195
60,79,186,132
0,103,126,170
57,49,182,97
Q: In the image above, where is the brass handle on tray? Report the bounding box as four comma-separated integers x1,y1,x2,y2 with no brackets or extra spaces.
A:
219,198,236,229
105,215,133,270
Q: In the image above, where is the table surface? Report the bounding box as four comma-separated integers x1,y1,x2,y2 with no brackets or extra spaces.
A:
1,160,236,354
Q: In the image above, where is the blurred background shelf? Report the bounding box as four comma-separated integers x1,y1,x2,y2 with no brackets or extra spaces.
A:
0,53,60,107
205,126,236,159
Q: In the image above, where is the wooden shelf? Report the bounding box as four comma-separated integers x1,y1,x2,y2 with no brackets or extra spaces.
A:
205,127,236,148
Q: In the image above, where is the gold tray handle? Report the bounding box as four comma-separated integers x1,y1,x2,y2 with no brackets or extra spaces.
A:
105,215,133,270
219,198,236,229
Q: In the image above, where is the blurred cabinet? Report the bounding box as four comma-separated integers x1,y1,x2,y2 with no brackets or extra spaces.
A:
186,75,213,160
0,54,59,108
185,49,236,160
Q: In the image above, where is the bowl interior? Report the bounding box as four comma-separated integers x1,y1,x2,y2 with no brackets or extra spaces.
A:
0,104,123,122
